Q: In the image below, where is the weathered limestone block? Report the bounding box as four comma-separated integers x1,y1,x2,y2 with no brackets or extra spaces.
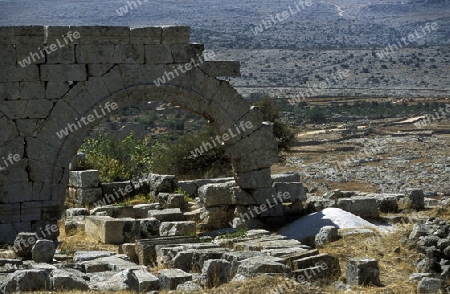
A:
68,187,103,207
85,216,139,244
306,196,336,212
130,27,161,44
0,45,16,64
40,64,87,81
133,269,160,292
19,81,45,99
159,221,196,237
144,44,173,64
235,168,272,189
199,206,235,230
273,182,306,203
157,193,187,209
0,65,39,82
12,232,37,258
272,172,301,183
170,43,204,63
405,188,425,210
158,268,192,290
140,217,161,238
200,259,232,288
50,269,89,291
236,255,291,278
293,253,341,281
417,277,444,294
346,258,380,286
0,26,45,44
315,226,338,248
200,61,241,77
76,44,144,64
161,26,190,44
148,208,185,222
337,197,379,218
2,269,50,292
148,173,178,193
69,169,100,188
198,181,235,207
173,248,228,272
178,180,198,197
133,203,160,219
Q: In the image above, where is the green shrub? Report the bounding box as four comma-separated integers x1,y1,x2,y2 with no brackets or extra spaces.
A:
254,96,296,152
305,106,327,123
149,128,232,179
80,132,152,182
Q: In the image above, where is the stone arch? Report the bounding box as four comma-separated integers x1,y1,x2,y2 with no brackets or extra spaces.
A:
0,25,278,243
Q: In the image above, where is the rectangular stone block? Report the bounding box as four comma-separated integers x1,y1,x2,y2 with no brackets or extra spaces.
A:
48,26,130,44
161,26,190,44
0,26,45,44
85,216,133,244
272,172,301,183
235,168,272,189
337,197,379,218
87,64,114,77
46,43,75,64
75,45,115,63
45,81,70,98
16,44,46,65
114,44,144,63
0,203,21,222
144,44,173,64
0,65,39,81
130,27,161,44
135,236,199,266
70,187,103,207
170,43,204,63
0,82,20,100
69,170,100,188
198,182,235,208
20,201,43,222
0,45,16,64
272,182,306,203
200,61,241,77
40,64,87,81
19,82,46,99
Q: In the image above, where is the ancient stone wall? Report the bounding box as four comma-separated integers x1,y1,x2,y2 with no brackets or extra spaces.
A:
0,25,278,243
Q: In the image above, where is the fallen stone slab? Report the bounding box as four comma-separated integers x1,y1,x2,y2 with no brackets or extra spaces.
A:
236,255,290,278
346,258,380,286
200,259,232,288
132,268,159,292
135,236,199,266
73,251,115,262
1,269,50,292
159,221,196,237
173,248,229,272
133,203,160,219
148,208,185,221
158,268,192,290
233,236,300,251
90,269,139,291
177,280,202,291
222,251,263,276
278,249,320,270
85,216,139,244
337,197,380,218
51,269,89,291
271,172,301,183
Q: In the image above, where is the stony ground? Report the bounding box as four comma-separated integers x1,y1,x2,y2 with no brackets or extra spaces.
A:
273,119,450,198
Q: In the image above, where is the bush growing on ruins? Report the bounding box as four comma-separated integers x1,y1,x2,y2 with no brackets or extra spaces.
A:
254,96,296,152
149,128,232,179
80,132,152,182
